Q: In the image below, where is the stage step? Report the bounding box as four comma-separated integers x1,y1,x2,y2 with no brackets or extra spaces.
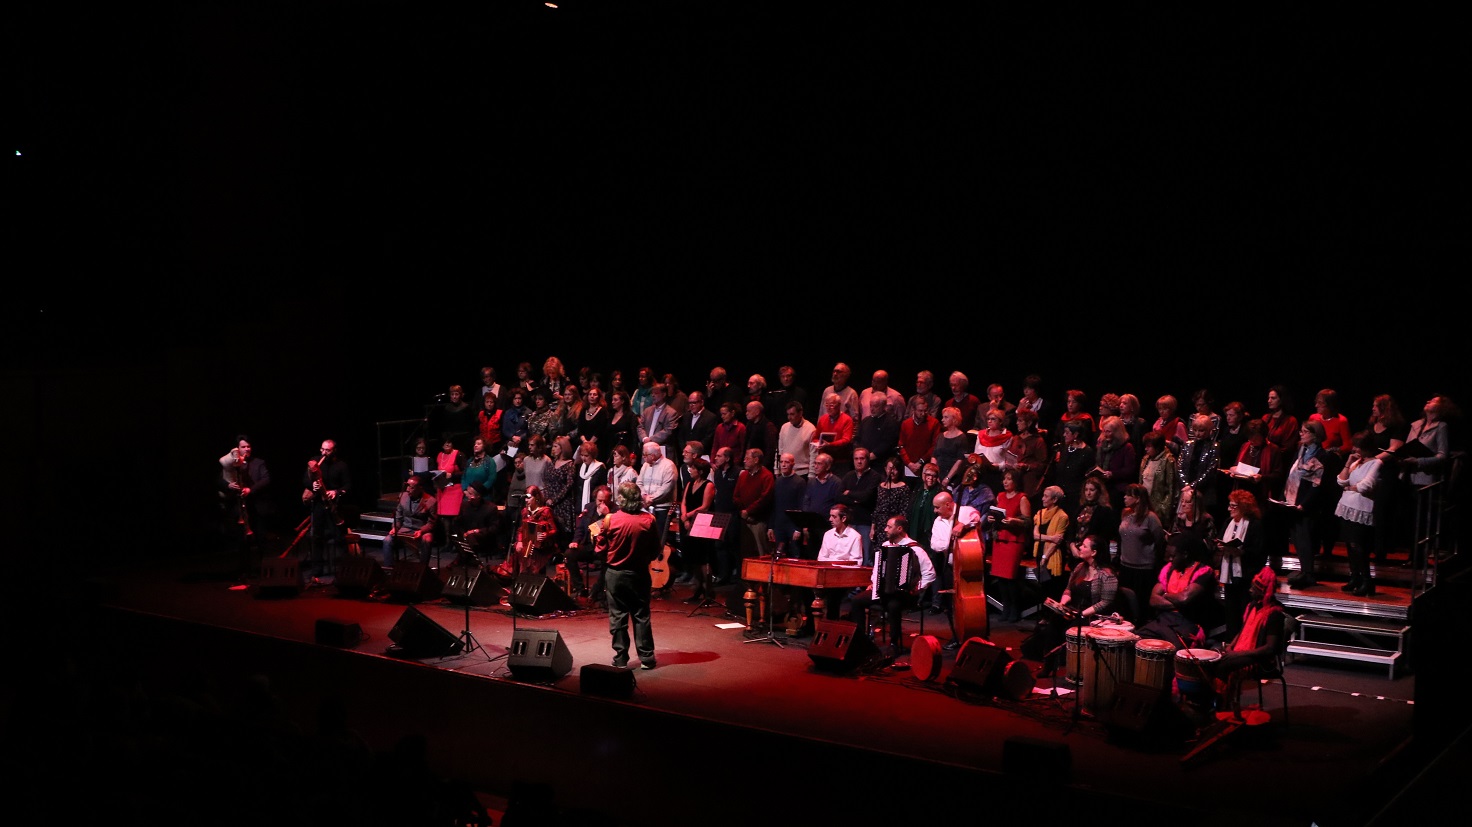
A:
1288,614,1410,679
357,511,393,542
1286,640,1402,679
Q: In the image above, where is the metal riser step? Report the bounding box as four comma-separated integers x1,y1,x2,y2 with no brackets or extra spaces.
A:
1286,640,1400,678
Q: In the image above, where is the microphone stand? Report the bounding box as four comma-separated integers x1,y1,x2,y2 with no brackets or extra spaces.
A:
1064,603,1088,733
1042,640,1069,711
744,540,786,648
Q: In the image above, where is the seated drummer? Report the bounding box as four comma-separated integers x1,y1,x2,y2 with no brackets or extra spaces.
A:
1136,533,1219,650
848,515,936,657
1035,534,1119,676
1208,566,1285,692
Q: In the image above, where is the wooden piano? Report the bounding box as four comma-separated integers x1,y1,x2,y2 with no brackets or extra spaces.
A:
740,558,872,589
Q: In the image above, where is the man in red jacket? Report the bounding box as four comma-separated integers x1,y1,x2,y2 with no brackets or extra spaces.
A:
594,482,661,670
733,448,776,568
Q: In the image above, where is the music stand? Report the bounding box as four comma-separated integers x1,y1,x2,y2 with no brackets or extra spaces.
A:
435,484,464,569
688,512,734,617
455,595,491,662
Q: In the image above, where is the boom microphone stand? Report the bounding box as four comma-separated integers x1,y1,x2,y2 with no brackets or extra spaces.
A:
746,515,803,648
1064,604,1088,733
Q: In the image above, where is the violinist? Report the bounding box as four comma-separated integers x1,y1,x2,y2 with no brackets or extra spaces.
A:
300,438,351,579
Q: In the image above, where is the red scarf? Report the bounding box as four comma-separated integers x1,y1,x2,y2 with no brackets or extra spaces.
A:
975,429,1013,448
1233,567,1283,654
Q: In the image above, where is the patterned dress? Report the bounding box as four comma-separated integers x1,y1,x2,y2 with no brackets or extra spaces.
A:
872,482,912,540
527,406,560,442
542,460,579,538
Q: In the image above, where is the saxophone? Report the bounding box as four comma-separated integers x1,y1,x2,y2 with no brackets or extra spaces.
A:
309,455,345,526
235,457,253,536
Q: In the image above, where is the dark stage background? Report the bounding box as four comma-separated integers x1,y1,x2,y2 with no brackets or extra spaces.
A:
5,6,1466,556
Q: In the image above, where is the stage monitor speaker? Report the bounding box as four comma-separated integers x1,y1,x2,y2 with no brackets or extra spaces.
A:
255,557,303,598
579,663,635,698
442,566,504,607
508,628,573,681
335,555,385,599
388,605,463,658
510,574,577,615
387,560,443,603
315,618,363,648
1104,681,1191,747
807,619,880,673
946,637,1012,696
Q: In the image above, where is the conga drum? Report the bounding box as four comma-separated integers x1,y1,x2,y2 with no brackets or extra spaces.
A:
1174,647,1222,699
1134,638,1176,693
910,635,943,682
1064,626,1088,686
1081,627,1137,713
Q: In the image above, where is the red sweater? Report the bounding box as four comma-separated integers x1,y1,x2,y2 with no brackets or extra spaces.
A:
899,416,942,466
733,467,776,519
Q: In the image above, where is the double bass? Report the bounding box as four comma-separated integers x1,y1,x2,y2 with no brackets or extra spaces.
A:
951,526,989,643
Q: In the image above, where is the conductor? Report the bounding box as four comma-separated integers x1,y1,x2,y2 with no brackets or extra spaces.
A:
595,482,661,670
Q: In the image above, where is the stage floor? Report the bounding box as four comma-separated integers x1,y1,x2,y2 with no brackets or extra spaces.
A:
35,544,1458,827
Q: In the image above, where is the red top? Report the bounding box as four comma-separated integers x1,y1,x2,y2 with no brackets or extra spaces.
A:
899,416,942,466
733,466,776,518
1310,413,1352,453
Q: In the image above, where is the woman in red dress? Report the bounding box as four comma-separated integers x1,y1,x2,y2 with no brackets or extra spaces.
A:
505,486,559,579
989,467,1033,621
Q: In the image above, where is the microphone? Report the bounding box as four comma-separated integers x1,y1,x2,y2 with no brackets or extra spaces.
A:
433,393,449,400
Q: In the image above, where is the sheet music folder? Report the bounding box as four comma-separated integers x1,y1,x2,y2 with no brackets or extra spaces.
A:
1389,439,1434,460
690,512,731,540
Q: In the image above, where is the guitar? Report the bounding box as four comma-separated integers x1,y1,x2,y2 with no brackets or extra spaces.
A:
648,507,676,590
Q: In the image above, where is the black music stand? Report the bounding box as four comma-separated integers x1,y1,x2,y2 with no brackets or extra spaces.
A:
434,483,464,569
688,512,734,617
455,594,491,662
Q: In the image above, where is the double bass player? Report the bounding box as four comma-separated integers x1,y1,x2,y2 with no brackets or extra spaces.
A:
930,490,982,650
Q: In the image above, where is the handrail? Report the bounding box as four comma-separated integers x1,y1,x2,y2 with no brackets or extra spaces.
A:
376,417,429,500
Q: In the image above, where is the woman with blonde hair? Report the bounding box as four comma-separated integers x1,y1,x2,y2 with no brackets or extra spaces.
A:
1032,485,1071,600
541,356,569,398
